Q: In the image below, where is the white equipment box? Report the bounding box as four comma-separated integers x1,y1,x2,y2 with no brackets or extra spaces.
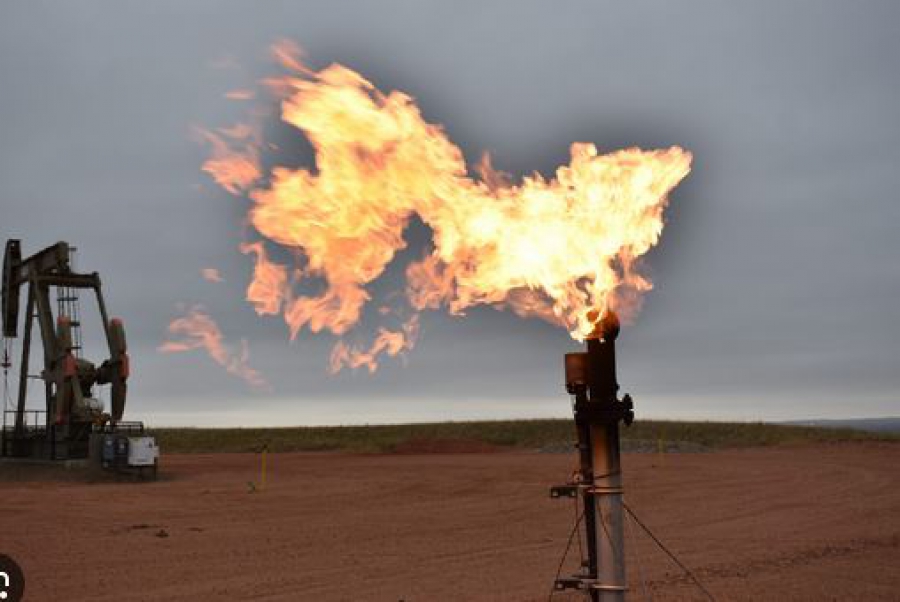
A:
127,436,159,467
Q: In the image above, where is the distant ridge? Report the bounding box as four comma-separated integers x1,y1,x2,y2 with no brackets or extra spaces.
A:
783,417,900,434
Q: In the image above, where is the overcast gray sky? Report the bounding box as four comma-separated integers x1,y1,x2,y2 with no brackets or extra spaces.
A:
1,1,898,425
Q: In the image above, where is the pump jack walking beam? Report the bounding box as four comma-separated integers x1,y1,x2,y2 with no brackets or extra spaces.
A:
551,311,634,601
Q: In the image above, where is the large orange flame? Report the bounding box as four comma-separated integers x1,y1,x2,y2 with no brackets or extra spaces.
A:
202,42,692,372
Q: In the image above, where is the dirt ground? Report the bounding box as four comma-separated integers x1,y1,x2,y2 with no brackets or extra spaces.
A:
1,442,898,601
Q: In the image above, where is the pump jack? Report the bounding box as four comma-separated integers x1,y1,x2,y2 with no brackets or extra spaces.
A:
1,240,157,475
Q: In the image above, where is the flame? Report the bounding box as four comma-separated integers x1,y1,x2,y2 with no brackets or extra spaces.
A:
159,305,268,389
201,268,224,283
329,315,420,374
240,241,288,316
196,123,261,194
225,88,256,101
202,42,692,371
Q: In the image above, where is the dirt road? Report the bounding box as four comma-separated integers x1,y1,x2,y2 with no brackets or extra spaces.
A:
1,442,898,601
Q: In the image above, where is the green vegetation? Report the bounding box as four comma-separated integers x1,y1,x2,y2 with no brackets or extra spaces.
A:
150,419,899,455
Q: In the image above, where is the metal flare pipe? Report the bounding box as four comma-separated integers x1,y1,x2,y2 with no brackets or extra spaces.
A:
555,311,633,601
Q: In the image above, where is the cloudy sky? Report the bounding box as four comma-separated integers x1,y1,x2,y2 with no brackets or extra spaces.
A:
1,1,898,425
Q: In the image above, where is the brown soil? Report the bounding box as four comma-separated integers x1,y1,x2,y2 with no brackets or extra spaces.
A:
1,442,898,601
390,437,507,454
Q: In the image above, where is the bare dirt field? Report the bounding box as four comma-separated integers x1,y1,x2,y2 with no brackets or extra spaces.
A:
1,442,898,601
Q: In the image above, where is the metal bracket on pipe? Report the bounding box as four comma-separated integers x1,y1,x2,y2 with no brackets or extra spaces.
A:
587,485,624,495
553,577,629,592
573,395,634,426
551,483,624,498
549,485,579,499
591,583,629,592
